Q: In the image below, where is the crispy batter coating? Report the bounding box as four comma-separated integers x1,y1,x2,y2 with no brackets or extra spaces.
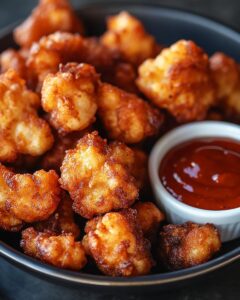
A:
27,32,85,91
210,52,240,117
83,209,154,276
41,63,99,134
109,142,148,189
0,49,27,79
21,227,87,270
60,131,139,219
101,11,160,66
158,222,221,270
27,32,136,92
40,130,87,172
0,163,61,223
133,202,165,242
210,52,239,99
0,69,54,162
137,40,216,122
0,209,24,232
97,83,164,144
14,0,84,48
34,192,80,238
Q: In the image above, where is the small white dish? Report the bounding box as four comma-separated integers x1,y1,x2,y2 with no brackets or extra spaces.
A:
149,121,240,242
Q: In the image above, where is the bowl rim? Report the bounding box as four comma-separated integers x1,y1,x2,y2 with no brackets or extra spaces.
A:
149,121,240,218
0,1,240,287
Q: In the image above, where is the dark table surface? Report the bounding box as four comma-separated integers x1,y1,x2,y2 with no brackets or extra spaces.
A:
0,0,240,299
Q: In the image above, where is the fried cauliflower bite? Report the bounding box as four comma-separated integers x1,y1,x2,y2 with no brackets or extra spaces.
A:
101,11,160,66
0,69,54,162
21,227,87,270
0,163,61,223
41,63,99,134
60,131,139,219
83,209,154,276
137,40,216,122
109,142,148,189
133,202,165,242
210,52,239,99
14,0,84,48
0,49,27,79
0,209,24,232
158,222,221,270
40,130,87,172
27,32,85,91
210,52,240,117
34,192,80,238
97,83,164,144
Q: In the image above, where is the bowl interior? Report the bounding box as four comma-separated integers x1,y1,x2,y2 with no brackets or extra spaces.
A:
0,1,240,287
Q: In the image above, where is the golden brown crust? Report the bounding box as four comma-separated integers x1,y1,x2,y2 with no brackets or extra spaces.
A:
0,209,24,232
97,83,164,144
210,52,239,99
41,63,99,134
133,202,165,242
21,227,87,270
84,209,154,276
60,131,139,219
14,0,84,48
40,129,90,172
0,69,54,162
137,40,216,122
0,163,61,223
210,52,240,118
0,49,27,79
109,142,148,189
27,32,85,91
101,11,161,66
34,191,80,238
158,222,221,270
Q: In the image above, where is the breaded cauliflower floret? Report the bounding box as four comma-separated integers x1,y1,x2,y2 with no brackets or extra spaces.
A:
80,38,138,93
137,40,216,122
97,83,164,144
40,130,88,172
101,11,160,66
60,131,139,219
21,227,87,270
210,52,239,99
210,52,240,117
27,32,85,91
133,202,165,242
34,192,80,238
41,63,99,134
0,69,53,162
14,0,84,48
158,222,221,270
83,209,154,276
0,163,61,223
109,142,148,189
0,49,27,79
0,209,24,232
27,32,134,92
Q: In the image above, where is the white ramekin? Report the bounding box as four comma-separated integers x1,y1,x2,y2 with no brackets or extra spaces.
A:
149,121,240,242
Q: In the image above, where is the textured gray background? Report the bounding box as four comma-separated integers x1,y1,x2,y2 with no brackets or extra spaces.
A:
0,0,240,299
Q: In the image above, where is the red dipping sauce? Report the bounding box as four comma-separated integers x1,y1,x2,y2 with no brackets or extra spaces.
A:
159,138,240,210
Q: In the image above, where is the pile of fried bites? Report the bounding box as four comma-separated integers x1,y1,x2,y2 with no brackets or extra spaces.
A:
1,0,240,277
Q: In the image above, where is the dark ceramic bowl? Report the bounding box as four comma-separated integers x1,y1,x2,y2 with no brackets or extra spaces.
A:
0,1,240,292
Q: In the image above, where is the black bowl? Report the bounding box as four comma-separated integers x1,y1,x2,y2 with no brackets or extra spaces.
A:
0,1,240,292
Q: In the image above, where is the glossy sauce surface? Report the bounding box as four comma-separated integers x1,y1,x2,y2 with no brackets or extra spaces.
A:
159,138,240,210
